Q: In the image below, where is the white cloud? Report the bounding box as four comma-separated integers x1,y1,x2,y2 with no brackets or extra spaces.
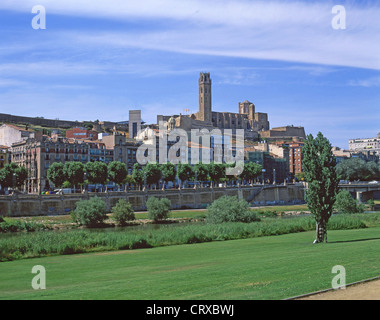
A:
0,62,107,76
0,78,27,87
1,1,380,70
349,77,380,87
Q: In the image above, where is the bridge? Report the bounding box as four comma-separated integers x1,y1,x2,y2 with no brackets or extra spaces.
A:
338,183,380,203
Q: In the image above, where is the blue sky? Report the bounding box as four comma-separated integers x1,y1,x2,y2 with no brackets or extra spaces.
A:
0,0,379,149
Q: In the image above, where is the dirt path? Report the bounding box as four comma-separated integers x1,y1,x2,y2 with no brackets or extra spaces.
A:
298,279,380,300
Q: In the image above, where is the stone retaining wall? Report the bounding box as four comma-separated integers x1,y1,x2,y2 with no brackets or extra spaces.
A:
0,185,306,217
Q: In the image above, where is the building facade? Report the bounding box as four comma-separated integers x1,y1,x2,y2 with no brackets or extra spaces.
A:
246,151,289,184
288,142,304,177
349,133,380,153
0,145,10,169
129,110,142,139
11,137,92,193
259,126,306,142
0,124,35,147
66,127,98,141
101,134,141,174
157,72,270,138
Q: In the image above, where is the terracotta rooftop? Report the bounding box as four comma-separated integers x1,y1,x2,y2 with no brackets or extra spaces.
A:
1,123,34,132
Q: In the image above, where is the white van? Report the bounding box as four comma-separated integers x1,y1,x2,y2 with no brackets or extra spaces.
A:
54,188,73,195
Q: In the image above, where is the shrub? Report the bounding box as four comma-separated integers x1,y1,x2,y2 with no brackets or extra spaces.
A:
146,197,171,222
335,190,365,214
111,199,135,226
0,219,47,233
72,196,107,227
207,196,260,223
367,199,375,211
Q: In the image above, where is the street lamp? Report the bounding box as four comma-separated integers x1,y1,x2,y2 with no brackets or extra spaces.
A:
12,173,16,192
84,172,87,194
262,169,266,185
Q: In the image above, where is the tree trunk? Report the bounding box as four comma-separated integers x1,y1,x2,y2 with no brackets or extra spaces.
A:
314,221,327,243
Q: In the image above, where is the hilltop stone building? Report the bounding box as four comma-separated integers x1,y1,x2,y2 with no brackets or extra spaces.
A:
349,133,380,154
157,72,270,139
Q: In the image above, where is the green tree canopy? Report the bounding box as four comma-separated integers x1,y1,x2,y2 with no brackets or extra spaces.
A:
336,158,380,182
0,163,28,190
177,163,194,186
161,162,177,184
240,162,263,183
47,162,66,188
302,132,339,243
144,163,162,186
207,162,225,186
85,161,108,186
63,162,85,188
194,162,209,182
108,161,128,186
132,163,144,189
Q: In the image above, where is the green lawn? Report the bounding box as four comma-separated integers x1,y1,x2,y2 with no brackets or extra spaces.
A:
1,227,380,300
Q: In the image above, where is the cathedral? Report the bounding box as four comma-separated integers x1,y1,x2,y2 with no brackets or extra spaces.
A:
157,72,270,139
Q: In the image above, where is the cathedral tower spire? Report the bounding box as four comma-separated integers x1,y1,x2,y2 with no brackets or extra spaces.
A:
198,72,212,123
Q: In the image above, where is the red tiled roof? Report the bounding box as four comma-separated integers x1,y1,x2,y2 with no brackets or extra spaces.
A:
2,123,34,132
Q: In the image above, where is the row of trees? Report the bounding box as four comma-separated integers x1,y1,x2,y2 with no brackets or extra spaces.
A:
132,161,263,189
0,163,28,191
336,157,380,182
47,160,263,191
47,161,130,191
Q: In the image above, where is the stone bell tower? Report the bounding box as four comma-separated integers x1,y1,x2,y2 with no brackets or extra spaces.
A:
198,72,212,123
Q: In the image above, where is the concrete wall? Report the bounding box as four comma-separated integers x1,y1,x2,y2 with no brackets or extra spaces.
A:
0,185,305,217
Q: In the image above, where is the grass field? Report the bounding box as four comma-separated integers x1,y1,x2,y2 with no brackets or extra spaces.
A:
1,227,380,300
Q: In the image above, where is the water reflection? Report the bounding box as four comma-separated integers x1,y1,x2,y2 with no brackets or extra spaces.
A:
88,220,205,233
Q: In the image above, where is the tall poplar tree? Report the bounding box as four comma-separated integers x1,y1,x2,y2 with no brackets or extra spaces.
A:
302,132,339,243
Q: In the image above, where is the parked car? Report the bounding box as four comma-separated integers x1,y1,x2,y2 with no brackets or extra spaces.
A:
368,181,379,184
54,188,76,195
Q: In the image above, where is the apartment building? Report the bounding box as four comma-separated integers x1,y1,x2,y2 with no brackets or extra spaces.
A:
0,145,10,169
288,142,304,176
66,127,99,141
349,133,380,153
11,137,93,193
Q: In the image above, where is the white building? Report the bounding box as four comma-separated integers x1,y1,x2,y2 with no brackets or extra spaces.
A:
349,133,380,153
0,124,35,147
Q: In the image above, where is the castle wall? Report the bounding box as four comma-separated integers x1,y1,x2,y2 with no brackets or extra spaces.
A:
260,126,306,139
0,113,128,132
